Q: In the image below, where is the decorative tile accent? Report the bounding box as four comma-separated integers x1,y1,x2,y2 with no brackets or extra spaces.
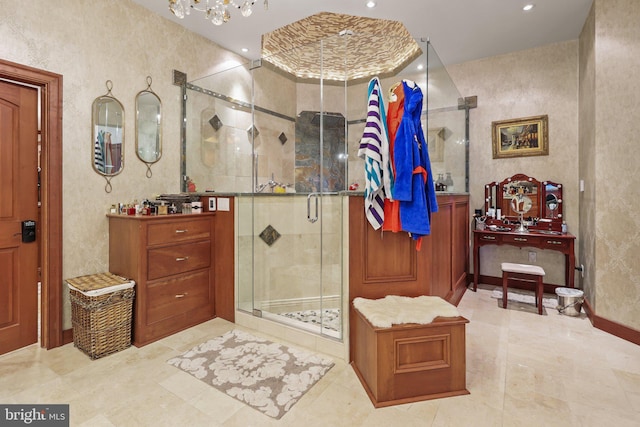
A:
209,114,222,131
295,111,345,193
259,225,280,246
278,132,288,144
247,125,260,140
172,69,187,86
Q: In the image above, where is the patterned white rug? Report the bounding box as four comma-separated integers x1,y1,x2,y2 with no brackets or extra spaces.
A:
167,329,334,419
491,289,558,309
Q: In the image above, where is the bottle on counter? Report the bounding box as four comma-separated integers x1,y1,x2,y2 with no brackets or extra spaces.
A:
444,172,454,190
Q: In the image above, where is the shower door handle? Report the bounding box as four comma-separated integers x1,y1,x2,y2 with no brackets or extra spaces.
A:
307,193,319,223
307,192,338,223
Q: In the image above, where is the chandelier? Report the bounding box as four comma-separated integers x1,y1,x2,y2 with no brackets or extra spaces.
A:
169,0,268,26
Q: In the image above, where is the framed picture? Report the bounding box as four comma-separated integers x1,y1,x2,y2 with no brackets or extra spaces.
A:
491,115,548,159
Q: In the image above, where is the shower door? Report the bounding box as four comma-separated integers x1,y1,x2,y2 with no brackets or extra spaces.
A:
237,40,346,340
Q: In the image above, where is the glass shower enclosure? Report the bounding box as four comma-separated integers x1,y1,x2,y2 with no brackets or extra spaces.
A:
182,35,467,344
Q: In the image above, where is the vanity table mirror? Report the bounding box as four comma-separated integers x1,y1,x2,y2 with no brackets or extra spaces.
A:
484,173,563,231
135,76,162,178
542,181,563,220
92,80,124,193
474,174,573,291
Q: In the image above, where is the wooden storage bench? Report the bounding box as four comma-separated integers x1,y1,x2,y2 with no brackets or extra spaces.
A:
351,307,469,407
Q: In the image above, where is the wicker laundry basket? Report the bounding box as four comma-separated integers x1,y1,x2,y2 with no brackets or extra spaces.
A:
67,272,135,359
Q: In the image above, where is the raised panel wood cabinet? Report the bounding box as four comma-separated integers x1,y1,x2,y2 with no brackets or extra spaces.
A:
349,194,469,304
348,194,471,406
431,194,470,302
108,213,217,347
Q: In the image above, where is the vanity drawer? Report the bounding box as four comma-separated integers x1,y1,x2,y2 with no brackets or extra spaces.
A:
146,269,211,325
502,235,533,245
541,238,569,250
147,240,211,280
478,234,500,243
147,218,211,246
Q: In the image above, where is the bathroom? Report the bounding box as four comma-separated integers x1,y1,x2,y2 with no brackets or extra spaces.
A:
180,32,468,358
6,0,635,359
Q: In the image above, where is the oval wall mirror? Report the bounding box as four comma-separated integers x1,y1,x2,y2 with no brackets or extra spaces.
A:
92,80,124,193
136,76,162,177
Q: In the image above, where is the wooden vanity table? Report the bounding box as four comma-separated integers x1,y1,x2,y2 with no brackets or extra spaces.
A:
473,174,576,292
473,229,575,291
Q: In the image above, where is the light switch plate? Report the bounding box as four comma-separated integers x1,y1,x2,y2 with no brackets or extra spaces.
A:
217,197,230,211
208,197,216,211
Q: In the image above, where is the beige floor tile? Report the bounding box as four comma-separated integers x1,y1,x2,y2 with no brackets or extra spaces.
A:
2,287,640,427
76,414,117,427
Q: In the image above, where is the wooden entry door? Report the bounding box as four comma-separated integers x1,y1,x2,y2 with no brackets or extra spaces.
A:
0,79,40,355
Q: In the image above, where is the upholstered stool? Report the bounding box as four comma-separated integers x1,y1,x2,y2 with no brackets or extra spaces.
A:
501,263,546,315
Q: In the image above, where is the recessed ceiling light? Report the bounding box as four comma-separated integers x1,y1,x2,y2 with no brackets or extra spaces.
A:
523,4,535,11
366,1,377,8
417,64,424,71
241,48,249,53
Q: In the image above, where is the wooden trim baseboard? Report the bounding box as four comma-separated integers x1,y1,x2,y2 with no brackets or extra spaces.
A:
582,299,640,346
470,274,640,346
448,274,468,306
62,328,73,346
477,274,560,294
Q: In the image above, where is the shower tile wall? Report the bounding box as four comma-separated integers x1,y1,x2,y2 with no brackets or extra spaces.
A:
294,111,346,193
187,64,298,193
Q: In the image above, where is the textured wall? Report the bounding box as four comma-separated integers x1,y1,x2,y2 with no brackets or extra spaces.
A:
578,4,597,305
447,41,580,285
5,0,637,334
592,0,640,328
0,0,244,328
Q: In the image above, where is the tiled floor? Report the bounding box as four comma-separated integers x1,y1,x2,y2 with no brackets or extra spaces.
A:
2,286,639,426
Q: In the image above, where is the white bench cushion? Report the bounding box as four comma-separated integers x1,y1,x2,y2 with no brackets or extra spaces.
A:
353,295,460,328
501,262,545,276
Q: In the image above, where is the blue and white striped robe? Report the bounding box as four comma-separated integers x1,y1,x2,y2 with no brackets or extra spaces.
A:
358,77,393,230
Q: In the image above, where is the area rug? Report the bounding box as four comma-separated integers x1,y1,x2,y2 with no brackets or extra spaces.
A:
491,289,557,309
167,329,334,419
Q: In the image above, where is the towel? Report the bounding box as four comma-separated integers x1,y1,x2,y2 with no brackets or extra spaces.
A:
358,77,392,229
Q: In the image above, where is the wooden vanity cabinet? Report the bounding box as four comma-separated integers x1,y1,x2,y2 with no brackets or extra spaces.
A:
108,213,216,347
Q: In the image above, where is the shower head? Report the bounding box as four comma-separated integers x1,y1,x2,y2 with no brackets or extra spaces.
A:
310,111,345,127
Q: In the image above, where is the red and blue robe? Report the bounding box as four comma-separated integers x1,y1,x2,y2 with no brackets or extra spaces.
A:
391,80,438,249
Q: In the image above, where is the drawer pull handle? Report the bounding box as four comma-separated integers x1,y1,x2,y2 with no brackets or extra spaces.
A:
547,240,563,245
175,293,188,299
176,256,190,261
482,236,496,240
175,229,188,234
514,237,528,242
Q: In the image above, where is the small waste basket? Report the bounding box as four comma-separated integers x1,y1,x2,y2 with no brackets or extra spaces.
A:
67,272,135,359
555,287,584,316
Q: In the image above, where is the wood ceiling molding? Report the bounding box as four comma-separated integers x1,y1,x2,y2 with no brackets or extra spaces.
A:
261,12,422,81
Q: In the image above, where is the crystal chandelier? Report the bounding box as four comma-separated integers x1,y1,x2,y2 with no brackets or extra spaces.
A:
169,0,269,26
